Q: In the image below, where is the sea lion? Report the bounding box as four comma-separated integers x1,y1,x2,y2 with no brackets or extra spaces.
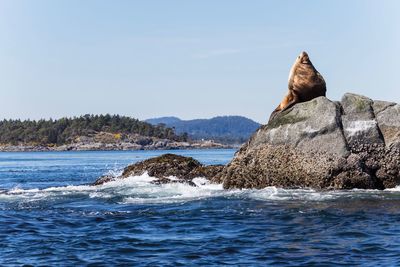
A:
269,51,326,122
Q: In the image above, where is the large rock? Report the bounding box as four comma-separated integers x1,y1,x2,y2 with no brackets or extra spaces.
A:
218,94,400,190
246,96,348,157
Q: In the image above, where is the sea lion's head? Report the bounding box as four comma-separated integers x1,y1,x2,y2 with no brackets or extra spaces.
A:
289,51,312,81
298,51,311,64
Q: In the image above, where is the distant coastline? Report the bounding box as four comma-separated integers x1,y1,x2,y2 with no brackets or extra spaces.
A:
0,114,254,152
0,138,234,152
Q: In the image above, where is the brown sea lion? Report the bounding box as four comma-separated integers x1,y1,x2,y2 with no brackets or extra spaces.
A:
269,51,326,122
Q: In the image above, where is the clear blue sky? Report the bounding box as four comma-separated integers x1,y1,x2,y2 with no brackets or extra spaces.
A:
0,0,399,123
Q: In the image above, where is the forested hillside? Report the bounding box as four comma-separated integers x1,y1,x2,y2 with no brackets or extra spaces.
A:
0,114,187,145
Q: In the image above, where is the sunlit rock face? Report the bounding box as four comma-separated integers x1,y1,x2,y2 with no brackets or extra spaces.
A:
218,93,400,190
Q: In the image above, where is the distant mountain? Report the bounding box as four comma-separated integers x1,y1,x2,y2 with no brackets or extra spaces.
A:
146,116,261,145
145,116,182,125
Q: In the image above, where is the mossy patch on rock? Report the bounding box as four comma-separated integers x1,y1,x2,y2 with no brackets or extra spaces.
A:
267,114,308,129
355,98,368,112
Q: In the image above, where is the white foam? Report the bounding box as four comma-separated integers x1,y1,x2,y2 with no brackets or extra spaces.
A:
119,175,227,204
1,173,400,205
0,173,228,205
384,186,400,192
247,187,337,201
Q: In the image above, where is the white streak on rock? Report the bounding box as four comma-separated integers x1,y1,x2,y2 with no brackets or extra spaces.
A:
303,125,319,134
345,120,377,136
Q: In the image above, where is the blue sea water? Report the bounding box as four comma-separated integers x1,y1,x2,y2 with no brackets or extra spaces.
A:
1,149,400,266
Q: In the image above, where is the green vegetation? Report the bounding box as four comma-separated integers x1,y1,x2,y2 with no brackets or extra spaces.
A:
0,114,188,145
355,98,368,112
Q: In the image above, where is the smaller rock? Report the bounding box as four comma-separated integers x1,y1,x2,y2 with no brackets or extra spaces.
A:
92,174,115,186
93,154,224,186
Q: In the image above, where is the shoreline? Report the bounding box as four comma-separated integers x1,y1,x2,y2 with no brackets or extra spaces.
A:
0,141,238,152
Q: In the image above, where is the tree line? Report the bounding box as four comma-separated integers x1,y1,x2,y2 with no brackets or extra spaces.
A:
0,114,188,145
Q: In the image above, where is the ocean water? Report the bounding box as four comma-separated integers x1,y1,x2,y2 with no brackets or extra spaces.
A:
1,149,400,266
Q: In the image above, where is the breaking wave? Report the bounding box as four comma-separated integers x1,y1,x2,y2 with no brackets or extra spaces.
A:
1,173,400,206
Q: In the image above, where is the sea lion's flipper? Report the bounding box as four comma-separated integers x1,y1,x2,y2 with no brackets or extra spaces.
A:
268,105,282,122
268,91,300,123
280,91,300,112
268,91,290,122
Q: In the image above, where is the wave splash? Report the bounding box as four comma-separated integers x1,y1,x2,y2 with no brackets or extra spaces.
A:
0,173,229,205
1,173,400,206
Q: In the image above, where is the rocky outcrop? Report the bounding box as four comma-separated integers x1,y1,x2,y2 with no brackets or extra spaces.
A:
93,154,224,186
93,93,399,190
217,93,400,190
